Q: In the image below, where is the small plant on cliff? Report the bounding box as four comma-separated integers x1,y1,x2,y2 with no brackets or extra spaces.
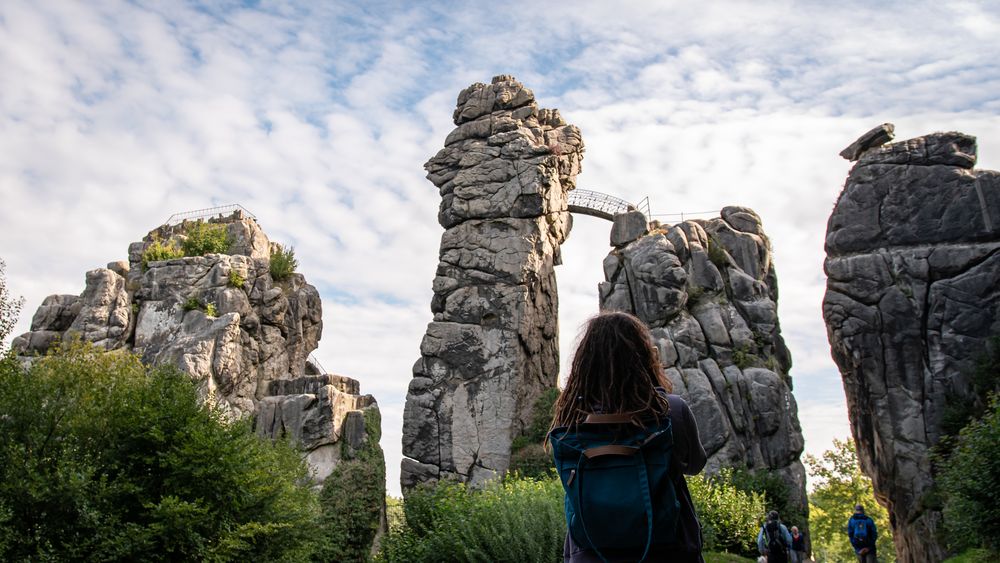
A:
707,236,729,269
182,295,202,312
140,240,183,271
0,341,324,561
204,302,217,317
269,244,298,281
180,221,231,256
228,270,245,289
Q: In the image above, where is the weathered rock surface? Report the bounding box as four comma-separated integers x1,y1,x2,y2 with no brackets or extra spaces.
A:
824,127,1000,563
13,211,382,495
402,75,584,488
600,206,808,522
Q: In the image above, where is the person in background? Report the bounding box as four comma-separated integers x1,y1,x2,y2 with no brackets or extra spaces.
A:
847,504,878,562
757,510,792,563
790,526,806,563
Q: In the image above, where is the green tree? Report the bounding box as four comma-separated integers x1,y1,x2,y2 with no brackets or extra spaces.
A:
689,469,767,557
936,395,1000,557
806,438,894,562
0,259,24,346
0,341,323,561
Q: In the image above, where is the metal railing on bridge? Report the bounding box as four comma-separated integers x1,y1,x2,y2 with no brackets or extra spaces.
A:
568,189,639,221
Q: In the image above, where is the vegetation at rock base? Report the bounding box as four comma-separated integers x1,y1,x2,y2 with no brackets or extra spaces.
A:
180,221,232,257
690,469,767,557
0,259,23,345
140,239,184,271
0,341,324,561
940,336,1000,439
936,395,1000,558
509,386,560,478
270,244,299,281
806,438,895,563
314,408,387,563
378,470,765,562
728,466,807,543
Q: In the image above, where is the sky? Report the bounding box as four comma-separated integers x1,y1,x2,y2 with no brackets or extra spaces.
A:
2,0,999,496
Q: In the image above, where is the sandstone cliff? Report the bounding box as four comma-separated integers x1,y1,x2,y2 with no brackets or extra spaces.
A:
13,210,382,487
401,75,584,488
823,125,1000,562
601,207,808,521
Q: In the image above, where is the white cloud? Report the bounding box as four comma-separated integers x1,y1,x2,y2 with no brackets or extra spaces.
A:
3,0,999,497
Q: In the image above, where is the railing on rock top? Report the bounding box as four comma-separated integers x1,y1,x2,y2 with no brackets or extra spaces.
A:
164,204,257,226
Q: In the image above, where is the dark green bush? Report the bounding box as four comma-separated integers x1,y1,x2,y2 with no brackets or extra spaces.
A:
180,222,231,256
270,244,298,281
509,387,559,478
937,395,1000,556
729,467,807,531
314,409,386,563
0,341,323,561
377,476,565,563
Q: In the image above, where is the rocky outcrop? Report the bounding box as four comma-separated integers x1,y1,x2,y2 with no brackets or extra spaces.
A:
401,75,584,488
600,207,807,520
13,210,381,492
824,127,1000,563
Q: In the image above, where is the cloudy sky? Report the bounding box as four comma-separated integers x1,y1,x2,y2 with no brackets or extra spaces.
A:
3,1,999,495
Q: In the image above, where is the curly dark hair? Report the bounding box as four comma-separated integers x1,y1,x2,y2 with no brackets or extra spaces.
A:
550,311,671,430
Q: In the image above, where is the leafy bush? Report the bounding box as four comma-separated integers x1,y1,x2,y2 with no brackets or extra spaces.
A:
0,259,23,345
937,395,1000,557
204,303,217,317
180,222,231,257
377,475,565,562
228,270,245,289
509,387,559,478
689,469,767,556
182,296,202,312
270,244,298,281
0,341,323,561
314,408,386,563
140,240,183,271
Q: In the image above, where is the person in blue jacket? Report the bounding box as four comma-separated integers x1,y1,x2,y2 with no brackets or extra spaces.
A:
847,504,878,562
757,510,792,563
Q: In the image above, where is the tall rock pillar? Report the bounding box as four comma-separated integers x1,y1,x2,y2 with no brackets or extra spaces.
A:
401,76,584,488
824,125,1000,562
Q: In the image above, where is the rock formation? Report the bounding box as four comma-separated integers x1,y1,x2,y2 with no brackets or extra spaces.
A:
401,75,584,488
600,208,808,520
824,126,1000,562
13,210,382,491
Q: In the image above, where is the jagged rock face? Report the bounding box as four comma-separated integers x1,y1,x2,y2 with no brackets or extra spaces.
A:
824,129,1000,563
600,207,808,521
12,214,381,495
401,75,584,489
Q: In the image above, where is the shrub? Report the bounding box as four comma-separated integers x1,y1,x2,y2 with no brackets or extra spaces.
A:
314,408,386,563
140,240,183,271
509,387,559,478
228,270,245,289
729,467,807,533
689,469,767,556
269,244,298,281
180,222,231,257
377,475,565,562
0,341,323,561
937,395,1000,556
204,303,217,317
182,296,202,312
0,259,23,345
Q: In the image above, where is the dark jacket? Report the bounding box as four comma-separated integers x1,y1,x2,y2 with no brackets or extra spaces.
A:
563,394,708,563
847,513,877,552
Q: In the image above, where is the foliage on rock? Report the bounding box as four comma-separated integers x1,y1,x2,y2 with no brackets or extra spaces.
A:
0,341,323,561
729,467,807,535
509,387,559,478
806,439,894,563
314,408,386,563
140,239,183,271
270,244,298,281
180,222,231,257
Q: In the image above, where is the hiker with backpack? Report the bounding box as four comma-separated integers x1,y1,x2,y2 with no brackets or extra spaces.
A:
847,504,878,562
789,526,806,563
548,312,708,563
756,511,792,563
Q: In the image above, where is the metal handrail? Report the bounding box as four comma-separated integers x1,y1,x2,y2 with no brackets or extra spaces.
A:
568,189,638,220
164,204,257,226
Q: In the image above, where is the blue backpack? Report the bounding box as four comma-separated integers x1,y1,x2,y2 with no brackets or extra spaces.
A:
548,412,680,562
